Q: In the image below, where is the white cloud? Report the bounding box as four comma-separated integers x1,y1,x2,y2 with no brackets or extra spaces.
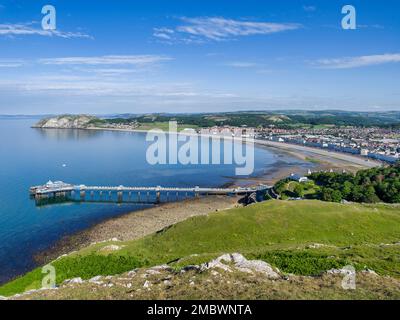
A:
155,17,301,43
314,53,400,69
39,55,172,66
0,59,25,68
225,61,258,68
0,23,91,39
0,75,235,101
303,5,316,12
153,27,175,40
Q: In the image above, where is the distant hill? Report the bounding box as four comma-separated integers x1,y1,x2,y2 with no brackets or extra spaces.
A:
32,115,98,129
32,110,400,130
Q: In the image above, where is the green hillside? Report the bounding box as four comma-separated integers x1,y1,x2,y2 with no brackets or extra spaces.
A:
1,200,400,297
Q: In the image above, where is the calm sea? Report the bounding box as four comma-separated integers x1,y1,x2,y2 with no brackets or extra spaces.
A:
0,119,307,284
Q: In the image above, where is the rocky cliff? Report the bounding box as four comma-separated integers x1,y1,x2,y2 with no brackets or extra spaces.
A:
32,115,98,129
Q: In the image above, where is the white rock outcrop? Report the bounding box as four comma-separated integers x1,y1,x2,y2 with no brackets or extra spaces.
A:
33,115,97,129
65,277,83,284
99,244,124,252
201,253,280,279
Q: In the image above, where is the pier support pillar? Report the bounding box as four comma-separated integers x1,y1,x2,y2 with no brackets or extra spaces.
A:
156,191,161,203
117,191,123,203
80,190,86,201
138,192,141,202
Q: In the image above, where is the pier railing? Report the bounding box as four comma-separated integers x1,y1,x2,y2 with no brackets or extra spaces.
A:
30,181,270,205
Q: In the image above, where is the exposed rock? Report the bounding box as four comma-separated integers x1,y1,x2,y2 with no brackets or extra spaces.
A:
326,268,356,275
200,253,280,279
99,244,124,252
127,270,137,277
33,115,98,129
89,276,103,284
200,255,233,272
306,243,326,249
146,269,161,275
361,269,378,276
163,280,172,286
231,253,280,279
0,296,7,300
143,280,151,288
150,265,173,272
67,277,83,284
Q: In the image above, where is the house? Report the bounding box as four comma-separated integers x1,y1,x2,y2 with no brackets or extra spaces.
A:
289,173,309,183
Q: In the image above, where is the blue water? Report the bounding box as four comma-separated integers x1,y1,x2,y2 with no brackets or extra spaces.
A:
0,119,307,284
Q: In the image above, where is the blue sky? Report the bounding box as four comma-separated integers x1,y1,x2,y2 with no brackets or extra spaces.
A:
0,0,399,114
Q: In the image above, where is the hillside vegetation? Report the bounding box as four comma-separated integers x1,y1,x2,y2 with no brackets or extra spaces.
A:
1,200,399,298
273,164,400,204
33,110,400,130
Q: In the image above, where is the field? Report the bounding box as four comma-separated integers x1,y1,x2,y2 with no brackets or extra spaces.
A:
1,200,400,298
136,121,199,131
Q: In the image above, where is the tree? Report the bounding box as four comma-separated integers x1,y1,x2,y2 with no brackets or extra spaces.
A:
321,188,342,203
341,181,353,198
293,184,305,198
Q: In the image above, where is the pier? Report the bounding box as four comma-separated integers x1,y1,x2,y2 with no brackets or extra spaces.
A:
30,180,270,205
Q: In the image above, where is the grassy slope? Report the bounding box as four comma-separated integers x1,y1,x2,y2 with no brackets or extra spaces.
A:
1,200,400,297
136,122,199,131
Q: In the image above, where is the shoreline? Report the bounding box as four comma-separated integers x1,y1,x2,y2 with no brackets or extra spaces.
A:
26,125,381,278
33,149,310,267
33,125,382,170
34,195,243,265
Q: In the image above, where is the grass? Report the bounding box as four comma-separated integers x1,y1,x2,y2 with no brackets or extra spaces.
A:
305,157,322,164
280,181,319,199
252,251,349,275
137,122,199,131
1,200,400,297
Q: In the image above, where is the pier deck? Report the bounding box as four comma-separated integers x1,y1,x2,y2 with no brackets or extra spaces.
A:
30,180,270,205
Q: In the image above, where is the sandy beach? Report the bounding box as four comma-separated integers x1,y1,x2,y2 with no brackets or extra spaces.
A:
83,125,381,172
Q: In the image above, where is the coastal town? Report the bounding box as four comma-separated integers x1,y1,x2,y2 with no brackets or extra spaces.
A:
205,125,400,164
33,114,400,165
